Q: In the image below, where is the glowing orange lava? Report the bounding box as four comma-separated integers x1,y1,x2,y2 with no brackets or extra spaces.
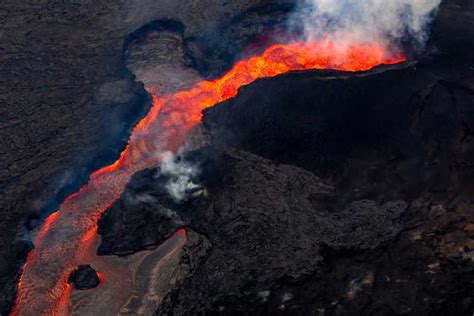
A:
11,41,404,315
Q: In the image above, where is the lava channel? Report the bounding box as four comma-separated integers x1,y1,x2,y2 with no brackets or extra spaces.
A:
11,41,405,315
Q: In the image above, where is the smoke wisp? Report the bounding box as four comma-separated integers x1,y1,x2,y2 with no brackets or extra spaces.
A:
293,0,441,54
159,149,201,202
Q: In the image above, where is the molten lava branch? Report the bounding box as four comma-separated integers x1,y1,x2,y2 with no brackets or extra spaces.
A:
12,40,404,315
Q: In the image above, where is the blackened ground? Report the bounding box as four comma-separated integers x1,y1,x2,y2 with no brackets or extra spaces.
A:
203,61,474,206
97,168,187,256
99,148,410,313
102,60,474,313
0,0,294,311
185,2,296,78
98,1,474,314
3,0,473,314
68,265,100,290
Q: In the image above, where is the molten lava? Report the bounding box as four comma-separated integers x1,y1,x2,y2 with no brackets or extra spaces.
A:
11,41,404,315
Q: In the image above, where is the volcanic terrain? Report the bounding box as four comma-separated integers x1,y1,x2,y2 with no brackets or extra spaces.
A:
0,0,473,315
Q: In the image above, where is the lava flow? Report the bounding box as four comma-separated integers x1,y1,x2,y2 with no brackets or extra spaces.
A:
11,41,405,315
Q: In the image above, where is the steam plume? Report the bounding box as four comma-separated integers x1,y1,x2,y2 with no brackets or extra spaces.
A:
159,150,201,202
293,0,441,53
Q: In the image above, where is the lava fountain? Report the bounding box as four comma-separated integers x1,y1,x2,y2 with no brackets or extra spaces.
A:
11,41,405,315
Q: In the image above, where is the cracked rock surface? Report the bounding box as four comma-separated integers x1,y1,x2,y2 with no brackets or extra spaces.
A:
99,147,409,314
68,265,100,290
98,2,474,313
1,0,474,314
0,0,293,310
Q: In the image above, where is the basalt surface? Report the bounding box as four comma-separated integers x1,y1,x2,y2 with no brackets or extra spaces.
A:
197,67,474,315
99,60,474,314
68,265,100,290
0,0,294,311
2,0,474,315
97,1,474,313
99,147,411,313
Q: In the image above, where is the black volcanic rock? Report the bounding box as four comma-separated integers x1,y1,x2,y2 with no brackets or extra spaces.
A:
98,2,474,308
68,265,100,290
155,73,474,313
153,3,474,313
3,0,474,315
97,169,185,256
186,2,296,78
154,149,410,315
203,61,474,206
0,0,294,310
430,0,474,61
99,147,409,314
10,227,33,261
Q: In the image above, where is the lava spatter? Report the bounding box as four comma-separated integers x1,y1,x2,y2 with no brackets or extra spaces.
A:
11,41,404,315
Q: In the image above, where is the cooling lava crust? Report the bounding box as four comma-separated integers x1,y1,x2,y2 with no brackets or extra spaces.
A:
99,56,474,314
97,1,474,315
1,0,473,315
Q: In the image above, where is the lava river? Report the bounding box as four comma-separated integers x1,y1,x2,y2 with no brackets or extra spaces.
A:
11,41,405,315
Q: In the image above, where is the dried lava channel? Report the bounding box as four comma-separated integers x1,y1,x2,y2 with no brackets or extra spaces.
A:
11,41,405,315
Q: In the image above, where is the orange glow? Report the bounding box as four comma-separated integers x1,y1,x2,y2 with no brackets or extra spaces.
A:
51,282,72,316
97,272,105,285
34,212,58,246
11,41,404,315
172,229,187,237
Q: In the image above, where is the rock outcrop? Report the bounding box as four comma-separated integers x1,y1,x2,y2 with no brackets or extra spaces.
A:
68,265,101,290
97,145,412,313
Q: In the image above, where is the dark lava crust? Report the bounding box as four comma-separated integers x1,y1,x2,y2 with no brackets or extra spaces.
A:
68,264,100,290
1,0,474,315
0,0,295,312
97,1,474,314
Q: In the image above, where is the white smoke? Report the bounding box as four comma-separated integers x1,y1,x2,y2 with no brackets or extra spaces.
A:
125,192,156,205
159,150,200,202
125,192,180,218
294,0,441,52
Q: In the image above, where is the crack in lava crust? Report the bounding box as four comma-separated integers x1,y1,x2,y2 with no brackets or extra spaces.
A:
11,41,405,315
